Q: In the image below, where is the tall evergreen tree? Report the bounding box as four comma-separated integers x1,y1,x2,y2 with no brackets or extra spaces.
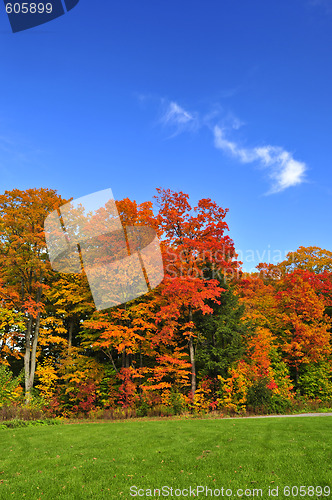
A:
195,277,249,382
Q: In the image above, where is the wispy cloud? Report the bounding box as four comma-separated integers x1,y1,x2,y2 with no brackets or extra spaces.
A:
144,96,308,194
162,101,193,125
213,126,307,194
160,100,199,135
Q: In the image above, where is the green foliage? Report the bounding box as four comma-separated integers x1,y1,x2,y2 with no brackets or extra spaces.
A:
0,418,60,429
0,365,23,407
195,279,248,379
268,394,293,414
246,377,274,413
270,352,294,397
169,389,185,415
136,398,150,417
154,405,175,417
298,363,332,401
246,376,293,414
96,364,119,408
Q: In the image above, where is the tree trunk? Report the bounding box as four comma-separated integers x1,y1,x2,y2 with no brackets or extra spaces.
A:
24,286,42,404
24,315,33,403
106,349,118,373
28,313,40,390
188,333,196,397
294,365,299,386
188,306,196,397
68,317,74,353
24,313,41,404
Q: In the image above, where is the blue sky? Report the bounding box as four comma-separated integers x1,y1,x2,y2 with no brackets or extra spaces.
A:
0,0,331,271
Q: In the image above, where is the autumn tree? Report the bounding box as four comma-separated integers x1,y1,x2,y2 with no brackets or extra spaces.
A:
275,269,332,384
80,197,164,405
0,188,67,401
277,245,332,320
278,246,332,275
0,278,25,366
155,188,240,396
44,273,94,354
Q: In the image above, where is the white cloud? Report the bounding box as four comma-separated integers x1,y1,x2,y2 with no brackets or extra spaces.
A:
163,101,193,125
160,101,199,136
214,126,307,194
149,96,308,194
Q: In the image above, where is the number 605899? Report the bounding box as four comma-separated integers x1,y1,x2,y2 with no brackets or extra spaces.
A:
6,3,53,14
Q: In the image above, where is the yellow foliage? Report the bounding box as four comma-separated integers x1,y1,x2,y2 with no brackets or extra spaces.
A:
35,359,58,401
217,362,250,413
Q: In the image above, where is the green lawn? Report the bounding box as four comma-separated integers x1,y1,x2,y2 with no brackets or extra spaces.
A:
0,416,331,499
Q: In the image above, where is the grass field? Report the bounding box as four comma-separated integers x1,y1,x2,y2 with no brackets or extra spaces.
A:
0,416,331,499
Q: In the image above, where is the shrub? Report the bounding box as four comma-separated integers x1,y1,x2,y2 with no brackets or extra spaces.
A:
136,398,150,417
0,418,60,429
192,378,216,414
246,377,273,413
246,377,293,414
147,405,175,417
217,362,249,414
169,389,186,415
268,393,293,414
0,365,23,407
298,363,332,402
0,405,45,421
